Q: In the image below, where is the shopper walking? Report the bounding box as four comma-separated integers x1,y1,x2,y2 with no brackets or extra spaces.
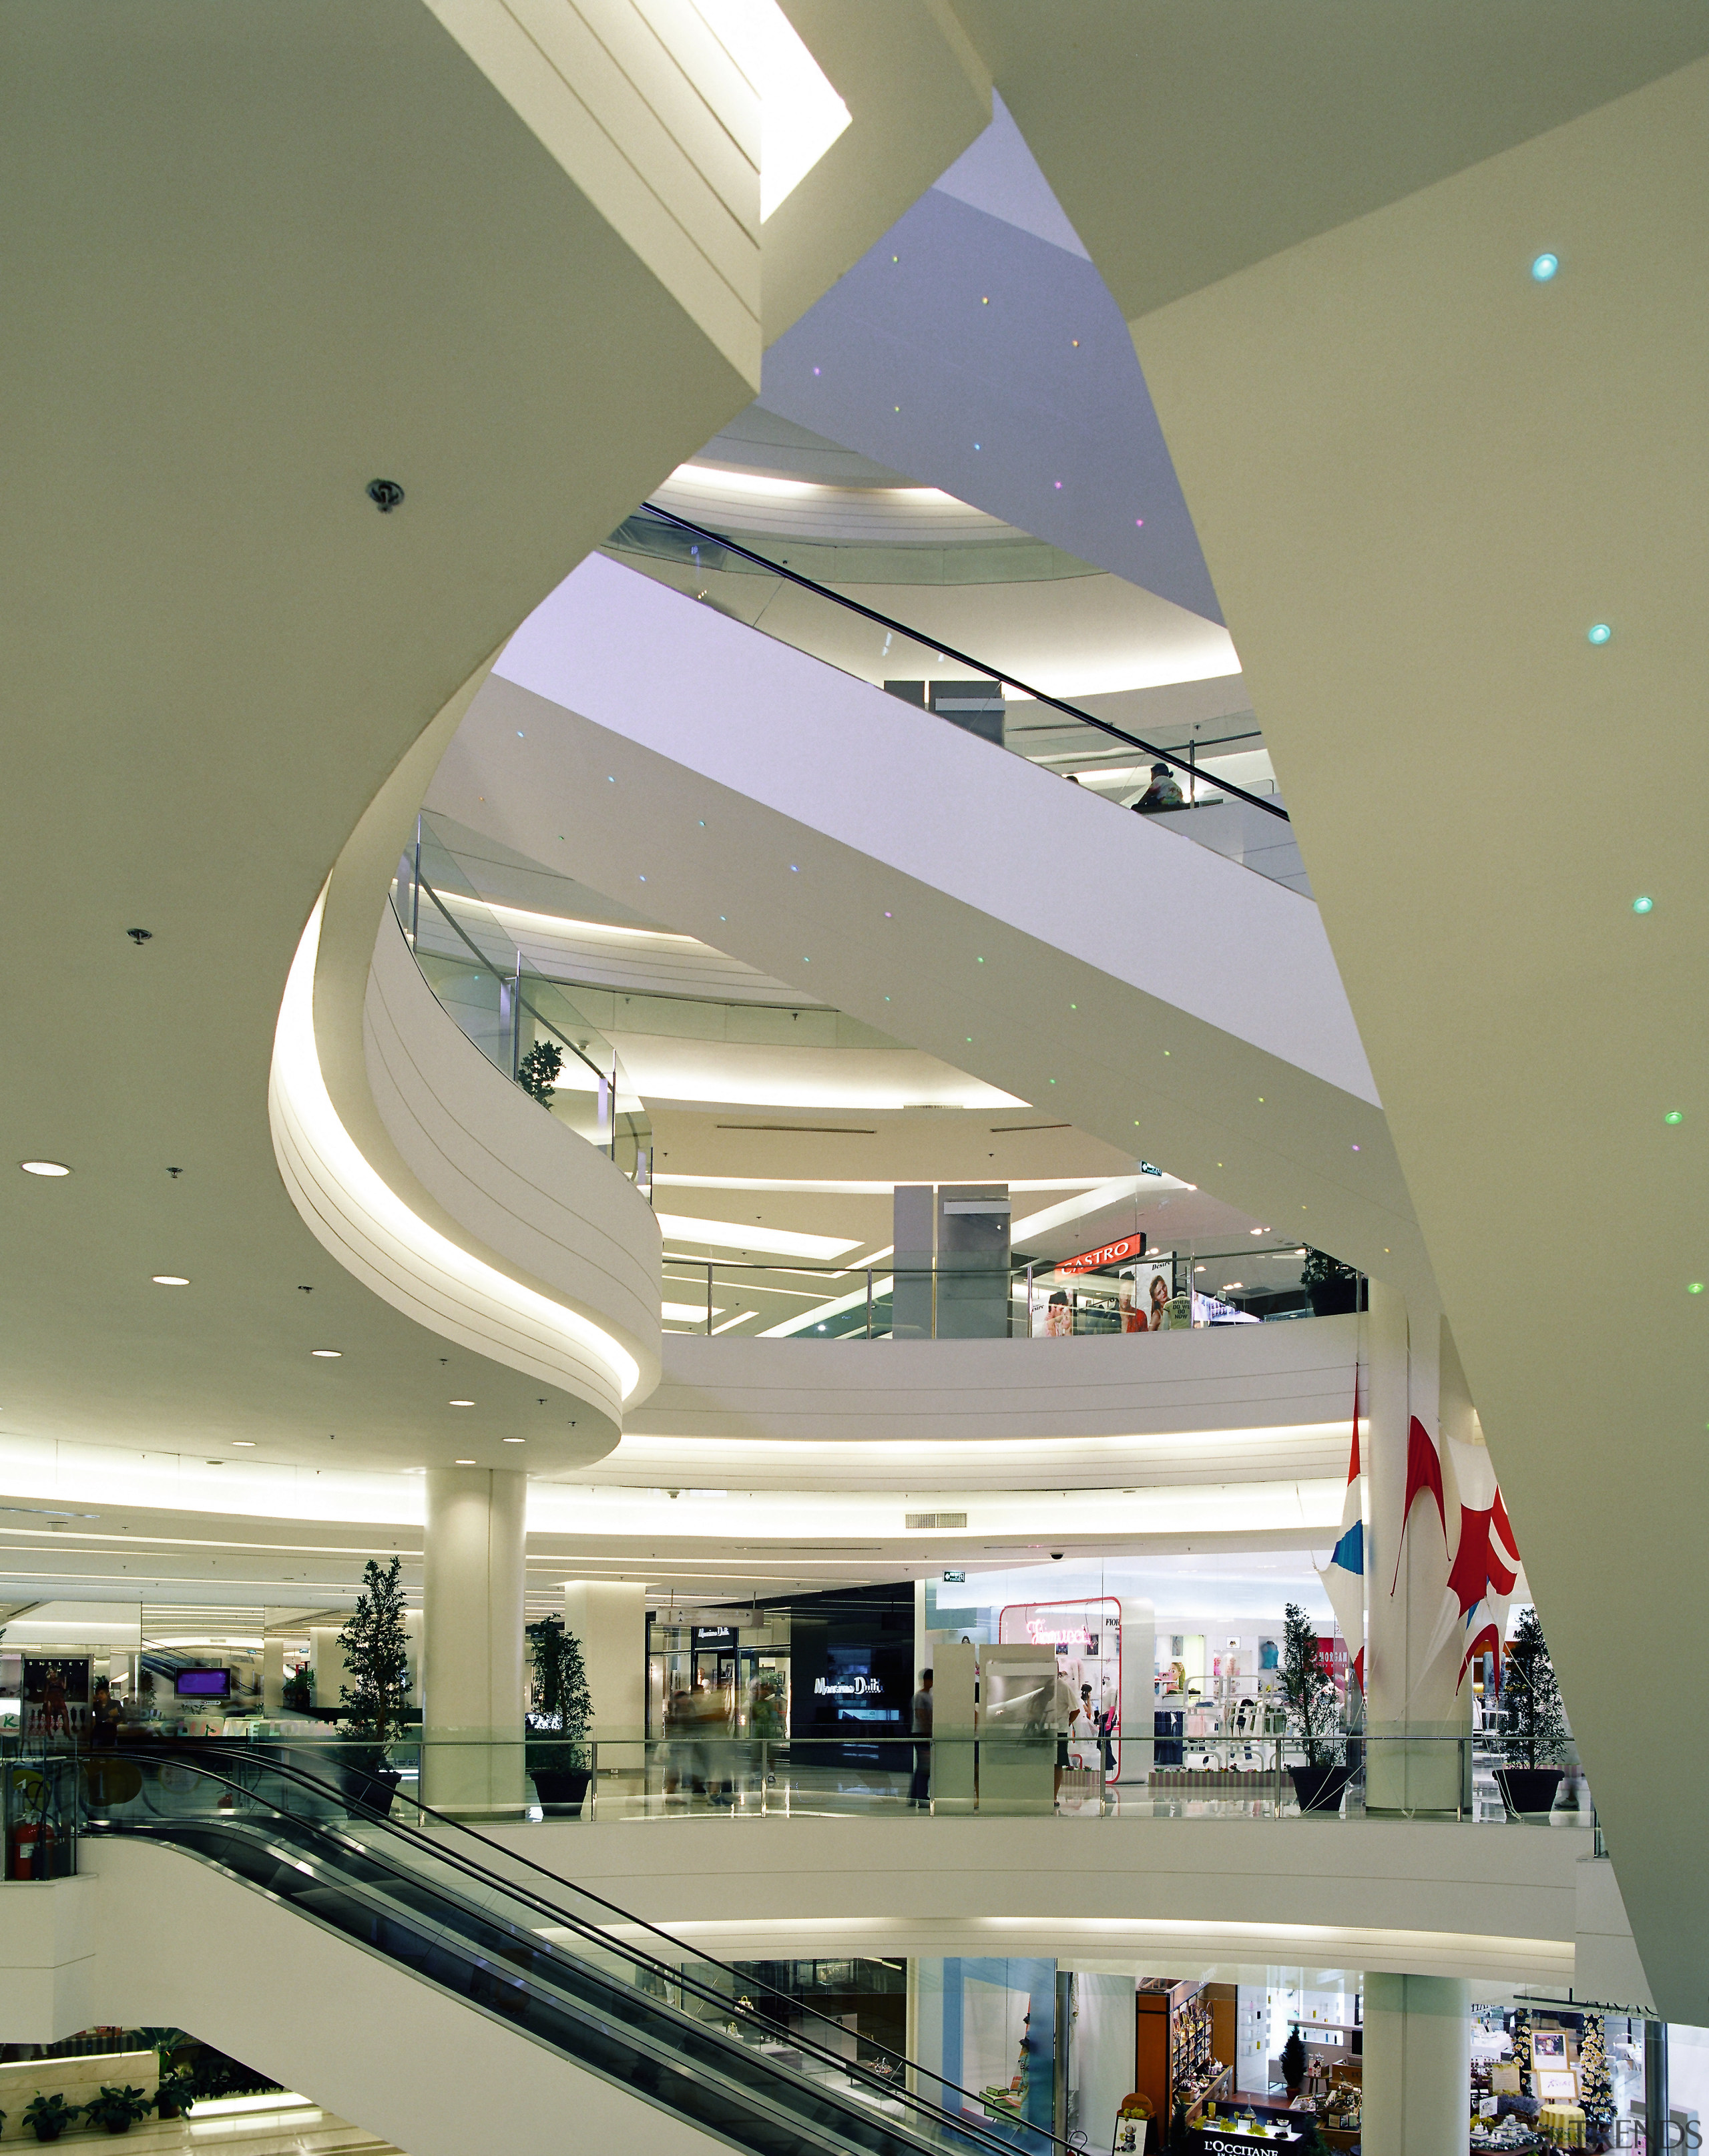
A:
909,1668,933,1808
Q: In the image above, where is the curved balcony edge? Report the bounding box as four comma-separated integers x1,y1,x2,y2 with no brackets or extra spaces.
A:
266,667,662,1456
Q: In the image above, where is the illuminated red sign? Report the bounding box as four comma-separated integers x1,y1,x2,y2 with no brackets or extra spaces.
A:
1055,1233,1147,1275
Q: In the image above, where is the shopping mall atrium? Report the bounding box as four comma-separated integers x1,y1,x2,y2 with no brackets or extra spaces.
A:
3,11,1705,2156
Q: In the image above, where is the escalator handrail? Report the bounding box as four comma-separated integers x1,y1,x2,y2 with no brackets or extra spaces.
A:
630,501,1290,823
86,1747,1064,2156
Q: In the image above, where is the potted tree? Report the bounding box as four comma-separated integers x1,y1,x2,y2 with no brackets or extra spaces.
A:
1280,1603,1349,1813
83,2087,151,2136
1495,1609,1568,1818
336,1555,412,1816
23,2095,79,2143
1302,1249,1367,1318
1281,2028,1308,2098
517,1037,563,1105
525,1615,593,1810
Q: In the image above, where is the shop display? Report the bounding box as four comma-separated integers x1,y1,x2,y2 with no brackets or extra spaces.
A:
1112,2093,1154,2155
996,1595,1154,1781
1136,1979,1234,2141
1185,2103,1312,2156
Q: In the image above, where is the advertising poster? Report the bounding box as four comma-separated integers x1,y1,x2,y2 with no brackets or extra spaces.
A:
1118,1255,1176,1331
1030,1284,1074,1336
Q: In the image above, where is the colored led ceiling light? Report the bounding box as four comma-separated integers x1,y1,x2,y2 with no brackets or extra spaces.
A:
1588,623,1612,645
1531,253,1559,282
1633,896,1654,914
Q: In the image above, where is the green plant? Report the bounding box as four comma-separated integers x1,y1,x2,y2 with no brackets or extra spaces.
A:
83,2087,150,2134
153,2069,195,2119
281,1661,312,1713
1280,2029,1307,2091
517,1037,563,1105
1300,1248,1357,1292
337,1555,411,1745
24,2093,80,2142
1501,1607,1568,1768
526,1616,592,1749
1280,1602,1342,1769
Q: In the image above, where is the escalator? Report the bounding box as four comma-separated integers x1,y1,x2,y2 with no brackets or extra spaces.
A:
79,1750,1065,2156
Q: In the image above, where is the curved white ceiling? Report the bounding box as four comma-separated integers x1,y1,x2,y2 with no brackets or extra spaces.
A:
653,459,1025,545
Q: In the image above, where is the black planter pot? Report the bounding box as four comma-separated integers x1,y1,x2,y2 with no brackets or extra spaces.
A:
31,2124,63,2143
1308,1278,1368,1317
100,2121,134,2135
1290,1762,1351,1814
1495,1766,1563,1819
531,1766,593,1810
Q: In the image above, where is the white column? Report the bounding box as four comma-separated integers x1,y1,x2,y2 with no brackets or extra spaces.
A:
1365,1281,1471,1814
1363,1975,1470,2156
423,1467,527,1815
561,1580,647,1744
262,1637,286,1715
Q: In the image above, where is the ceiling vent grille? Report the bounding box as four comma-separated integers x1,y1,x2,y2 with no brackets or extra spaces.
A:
905,1512,967,1531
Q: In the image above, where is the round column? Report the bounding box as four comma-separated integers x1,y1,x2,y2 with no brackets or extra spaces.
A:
1363,1974,1471,2156
423,1466,527,1816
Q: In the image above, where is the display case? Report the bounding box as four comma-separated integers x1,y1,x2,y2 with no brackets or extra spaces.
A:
1136,1980,1234,2146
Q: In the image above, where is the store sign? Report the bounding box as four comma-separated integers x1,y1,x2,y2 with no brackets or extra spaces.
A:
814,1675,884,1698
1026,1621,1095,1649
692,1625,736,1651
1056,1232,1146,1275
942,1571,966,1585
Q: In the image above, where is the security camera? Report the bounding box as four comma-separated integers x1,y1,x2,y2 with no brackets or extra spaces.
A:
1051,1551,1064,1561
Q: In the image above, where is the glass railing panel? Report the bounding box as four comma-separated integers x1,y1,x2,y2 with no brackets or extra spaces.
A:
607,505,1302,892
385,818,652,1194
658,1252,1363,1338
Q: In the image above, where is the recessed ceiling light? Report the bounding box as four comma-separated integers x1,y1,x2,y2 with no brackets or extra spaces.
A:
1250,1228,1264,1236
449,1398,475,1407
19,1160,70,1177
234,1440,256,1448
454,1458,477,1465
152,1275,190,1286
502,1436,525,1443
311,1348,342,1358
1633,896,1654,914
1666,1111,1684,1126
1588,622,1612,645
1530,252,1559,282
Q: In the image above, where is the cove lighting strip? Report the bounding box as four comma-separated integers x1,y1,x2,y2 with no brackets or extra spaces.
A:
270,891,640,1403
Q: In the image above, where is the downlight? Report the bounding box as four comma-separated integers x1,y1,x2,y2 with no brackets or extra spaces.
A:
20,1160,71,1176
1530,252,1559,282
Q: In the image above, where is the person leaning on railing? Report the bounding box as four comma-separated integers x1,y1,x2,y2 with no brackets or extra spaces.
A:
1132,763,1186,814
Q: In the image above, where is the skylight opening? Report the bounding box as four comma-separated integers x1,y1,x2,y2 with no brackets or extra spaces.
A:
692,0,851,222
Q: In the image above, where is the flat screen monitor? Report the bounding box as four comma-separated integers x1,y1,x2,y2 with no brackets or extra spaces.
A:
174,1667,230,1698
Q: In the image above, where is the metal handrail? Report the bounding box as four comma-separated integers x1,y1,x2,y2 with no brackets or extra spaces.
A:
412,866,608,1087
633,502,1290,822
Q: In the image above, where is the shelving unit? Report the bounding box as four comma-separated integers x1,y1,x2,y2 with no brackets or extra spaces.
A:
1136,1980,1235,2145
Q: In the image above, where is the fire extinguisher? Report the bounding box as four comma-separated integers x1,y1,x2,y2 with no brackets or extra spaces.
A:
9,1820,53,1880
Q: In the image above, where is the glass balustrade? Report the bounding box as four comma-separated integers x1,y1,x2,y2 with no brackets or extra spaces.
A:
389,816,654,1191
607,505,1308,895
27,1732,1590,1838
660,1248,1363,1339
